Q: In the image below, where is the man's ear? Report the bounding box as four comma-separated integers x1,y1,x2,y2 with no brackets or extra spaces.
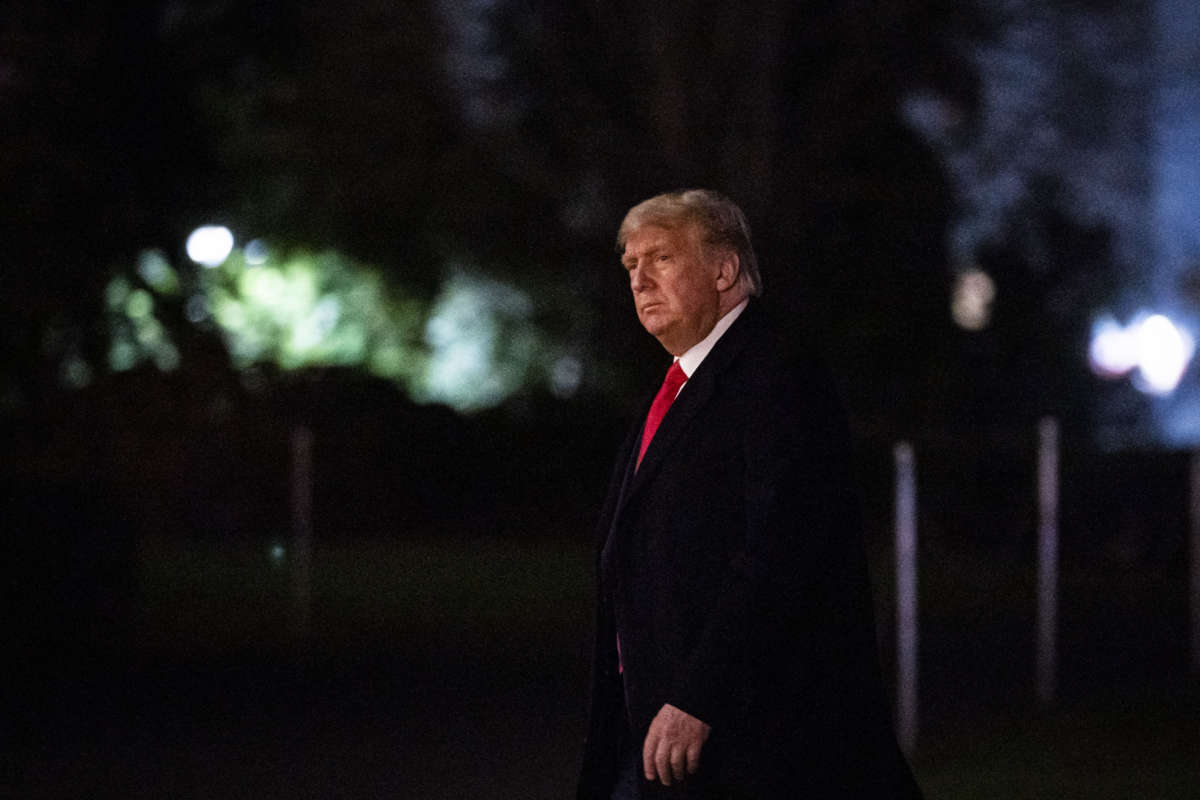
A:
715,251,740,292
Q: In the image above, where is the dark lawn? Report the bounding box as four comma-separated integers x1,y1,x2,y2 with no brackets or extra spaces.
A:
7,534,1197,799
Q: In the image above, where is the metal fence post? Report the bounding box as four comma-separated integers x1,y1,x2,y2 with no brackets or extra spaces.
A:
290,425,314,640
1036,417,1059,705
894,441,919,755
1190,450,1200,674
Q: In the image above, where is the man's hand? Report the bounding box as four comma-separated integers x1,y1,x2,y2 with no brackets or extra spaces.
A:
643,703,712,786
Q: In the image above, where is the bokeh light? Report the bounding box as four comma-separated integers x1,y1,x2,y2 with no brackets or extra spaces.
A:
951,268,996,331
419,272,539,411
184,295,209,323
186,225,235,267
244,239,269,265
108,339,138,371
103,244,561,412
1132,314,1193,395
550,355,583,399
1088,311,1195,395
136,250,179,294
125,289,154,320
1088,316,1138,377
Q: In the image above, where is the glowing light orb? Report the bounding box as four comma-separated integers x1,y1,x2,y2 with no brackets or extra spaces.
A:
186,225,234,267
1088,317,1138,377
951,268,996,331
1133,314,1193,395
1088,311,1195,395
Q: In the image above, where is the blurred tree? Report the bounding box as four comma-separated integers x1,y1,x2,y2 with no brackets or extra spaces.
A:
906,0,1155,276
0,1,221,409
903,0,1155,439
433,0,972,432
3,0,979,437
179,0,461,285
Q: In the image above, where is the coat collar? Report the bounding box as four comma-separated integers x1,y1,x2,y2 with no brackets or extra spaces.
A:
614,300,764,519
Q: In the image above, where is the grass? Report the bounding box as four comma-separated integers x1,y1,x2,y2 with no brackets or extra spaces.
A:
126,532,1198,799
916,692,1200,799
133,531,595,669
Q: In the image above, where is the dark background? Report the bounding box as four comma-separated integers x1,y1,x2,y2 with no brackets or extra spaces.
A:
2,2,1197,797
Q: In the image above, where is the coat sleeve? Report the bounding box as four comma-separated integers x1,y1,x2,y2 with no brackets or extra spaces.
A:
665,363,865,729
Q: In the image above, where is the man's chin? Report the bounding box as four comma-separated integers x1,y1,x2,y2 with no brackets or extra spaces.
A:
638,308,669,331
639,319,672,342
646,330,684,354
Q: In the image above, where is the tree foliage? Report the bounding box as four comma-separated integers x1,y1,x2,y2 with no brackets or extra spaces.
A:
4,0,990,434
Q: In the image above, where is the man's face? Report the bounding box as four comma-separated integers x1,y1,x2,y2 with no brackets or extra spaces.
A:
622,223,724,356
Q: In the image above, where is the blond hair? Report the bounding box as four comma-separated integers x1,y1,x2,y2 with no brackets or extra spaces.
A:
617,189,762,297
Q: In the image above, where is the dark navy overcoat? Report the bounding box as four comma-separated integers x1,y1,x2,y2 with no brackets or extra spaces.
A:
578,302,922,799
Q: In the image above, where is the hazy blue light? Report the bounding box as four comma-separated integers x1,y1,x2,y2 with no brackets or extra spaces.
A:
184,294,209,323
186,225,235,267
136,249,179,294
436,0,514,127
108,339,138,371
269,542,286,564
906,1,1200,443
550,355,582,398
244,238,269,265
1151,0,1200,291
900,91,959,139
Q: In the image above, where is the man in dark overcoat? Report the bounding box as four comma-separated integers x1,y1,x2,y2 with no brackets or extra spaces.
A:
577,189,922,799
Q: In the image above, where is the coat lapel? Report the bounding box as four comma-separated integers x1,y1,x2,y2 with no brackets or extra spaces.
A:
613,302,763,522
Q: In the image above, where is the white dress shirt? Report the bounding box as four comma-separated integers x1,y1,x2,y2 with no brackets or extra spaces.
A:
672,298,749,392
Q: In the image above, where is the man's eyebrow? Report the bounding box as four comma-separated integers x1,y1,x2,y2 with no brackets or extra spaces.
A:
623,244,663,264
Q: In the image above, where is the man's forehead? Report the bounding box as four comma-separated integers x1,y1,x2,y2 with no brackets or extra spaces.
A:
622,223,697,256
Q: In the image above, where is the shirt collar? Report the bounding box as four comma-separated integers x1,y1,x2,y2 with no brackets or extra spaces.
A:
676,298,749,379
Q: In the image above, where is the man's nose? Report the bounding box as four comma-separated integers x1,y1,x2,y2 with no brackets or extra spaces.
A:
630,264,649,292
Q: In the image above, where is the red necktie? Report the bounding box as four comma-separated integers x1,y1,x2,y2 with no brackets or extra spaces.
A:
619,360,689,673
637,360,688,468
